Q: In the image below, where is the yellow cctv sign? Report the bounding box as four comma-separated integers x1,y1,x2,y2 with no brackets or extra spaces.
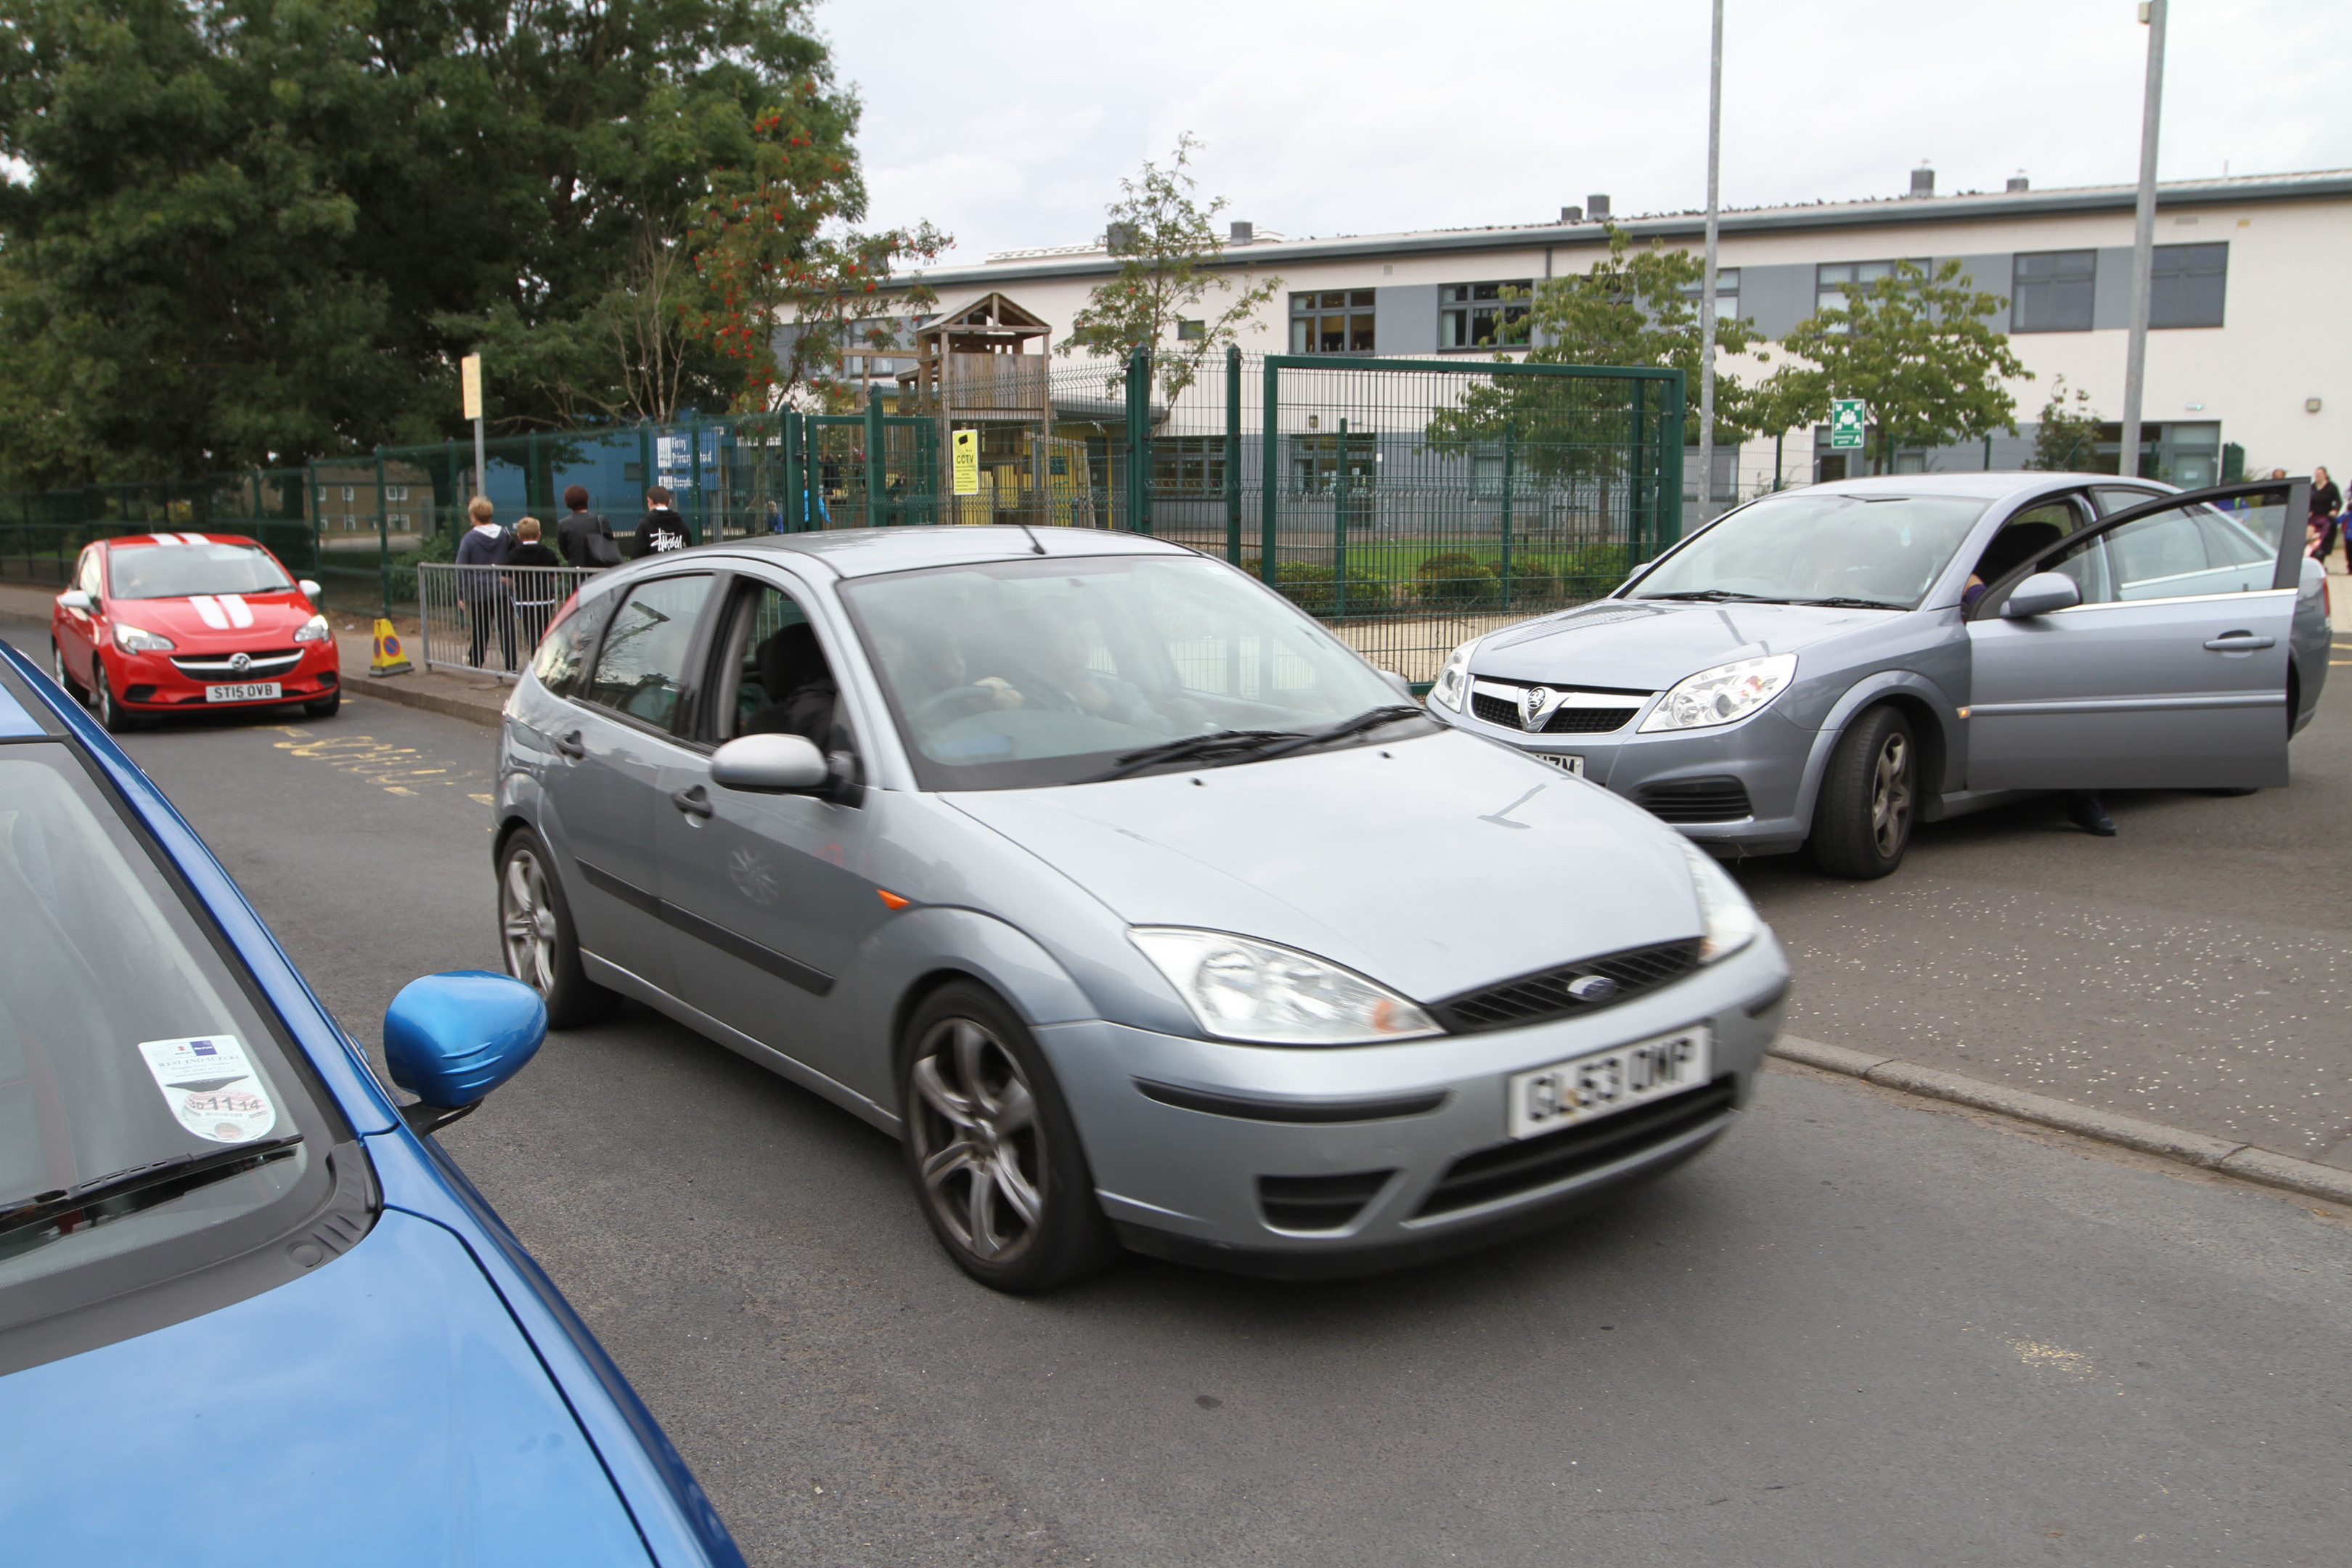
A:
952,428,979,495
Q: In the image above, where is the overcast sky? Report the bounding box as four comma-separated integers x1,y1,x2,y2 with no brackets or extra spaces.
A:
814,0,2351,266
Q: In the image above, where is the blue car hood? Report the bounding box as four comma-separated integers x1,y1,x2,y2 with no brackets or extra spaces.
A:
1473,598,1898,690
0,1209,650,1567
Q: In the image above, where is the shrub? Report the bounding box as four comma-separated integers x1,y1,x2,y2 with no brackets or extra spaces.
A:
1273,560,1390,616
1556,542,1636,595
1495,558,1561,607
1415,551,1500,610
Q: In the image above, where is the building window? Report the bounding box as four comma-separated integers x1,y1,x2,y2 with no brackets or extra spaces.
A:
1676,267,1741,321
1291,432,1377,494
1175,319,1206,342
385,484,408,502
1153,436,1226,497
1814,260,1917,329
1440,281,1532,348
2151,242,2226,329
1291,290,1376,354
2011,250,2096,332
1682,445,1741,504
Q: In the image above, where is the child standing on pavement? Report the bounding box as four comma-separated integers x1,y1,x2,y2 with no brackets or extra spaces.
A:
632,487,693,558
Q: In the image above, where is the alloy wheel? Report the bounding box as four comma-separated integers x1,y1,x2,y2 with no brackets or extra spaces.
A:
907,1017,1047,1265
1870,731,1914,858
500,846,560,995
52,641,78,701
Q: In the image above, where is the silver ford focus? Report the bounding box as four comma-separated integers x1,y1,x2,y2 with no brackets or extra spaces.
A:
1426,474,2327,876
491,527,1789,1289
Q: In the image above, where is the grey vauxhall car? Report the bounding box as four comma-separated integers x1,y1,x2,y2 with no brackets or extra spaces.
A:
1427,474,2326,877
490,527,1789,1289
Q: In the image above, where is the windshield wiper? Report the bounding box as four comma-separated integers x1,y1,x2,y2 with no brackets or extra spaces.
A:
1790,596,1907,611
0,1134,304,1240
1247,704,1429,764
1082,729,1306,783
1635,589,1791,603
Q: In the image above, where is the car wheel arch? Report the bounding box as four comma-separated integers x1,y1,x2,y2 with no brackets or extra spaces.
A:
1793,674,1960,830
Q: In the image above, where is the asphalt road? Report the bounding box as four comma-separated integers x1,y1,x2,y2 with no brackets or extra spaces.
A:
8,618,2352,1566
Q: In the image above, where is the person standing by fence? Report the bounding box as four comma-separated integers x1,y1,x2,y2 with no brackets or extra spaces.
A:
632,487,691,557
556,486,622,568
455,496,515,671
505,516,564,653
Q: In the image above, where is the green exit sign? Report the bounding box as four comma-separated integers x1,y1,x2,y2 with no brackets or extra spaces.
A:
1829,399,1867,450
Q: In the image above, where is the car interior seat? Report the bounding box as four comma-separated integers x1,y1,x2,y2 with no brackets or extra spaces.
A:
744,623,837,745
1972,520,2065,589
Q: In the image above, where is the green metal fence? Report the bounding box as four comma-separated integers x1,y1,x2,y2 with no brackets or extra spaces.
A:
0,351,1681,673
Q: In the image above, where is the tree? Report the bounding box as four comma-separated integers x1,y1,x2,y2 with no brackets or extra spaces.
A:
1761,259,2029,473
2026,375,2104,471
684,86,948,414
1058,134,1280,404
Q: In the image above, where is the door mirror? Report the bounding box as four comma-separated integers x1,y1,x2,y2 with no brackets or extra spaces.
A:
2003,571,2082,618
383,971,546,1133
298,579,322,601
711,732,829,793
1377,669,1415,701
59,589,93,613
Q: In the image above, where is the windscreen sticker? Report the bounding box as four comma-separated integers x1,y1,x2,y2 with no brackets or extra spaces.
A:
136,1036,278,1144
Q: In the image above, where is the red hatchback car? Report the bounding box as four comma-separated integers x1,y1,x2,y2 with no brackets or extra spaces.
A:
49,533,342,730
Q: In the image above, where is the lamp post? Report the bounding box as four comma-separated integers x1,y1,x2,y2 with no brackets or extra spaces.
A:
2120,0,2167,478
1696,0,1724,528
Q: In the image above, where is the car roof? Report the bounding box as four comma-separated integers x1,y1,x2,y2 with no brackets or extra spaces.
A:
707,524,1196,579
1784,471,2175,504
101,532,259,550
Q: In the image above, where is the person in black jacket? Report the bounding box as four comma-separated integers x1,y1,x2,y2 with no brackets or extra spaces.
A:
453,496,515,670
632,487,693,558
556,485,621,568
505,516,565,651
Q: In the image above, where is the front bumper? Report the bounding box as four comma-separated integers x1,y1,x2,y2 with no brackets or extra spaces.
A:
1037,933,1789,1276
105,642,340,711
1434,696,1819,855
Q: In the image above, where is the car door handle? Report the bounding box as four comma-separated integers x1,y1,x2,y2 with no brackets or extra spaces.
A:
2202,632,2275,651
553,730,587,759
670,785,714,819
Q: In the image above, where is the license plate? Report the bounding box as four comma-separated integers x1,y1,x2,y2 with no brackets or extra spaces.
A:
1534,752,1585,776
204,682,282,703
1506,1026,1712,1139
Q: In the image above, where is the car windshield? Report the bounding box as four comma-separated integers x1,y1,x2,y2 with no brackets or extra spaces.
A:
109,542,293,600
1632,491,1991,609
0,749,314,1291
839,554,1419,790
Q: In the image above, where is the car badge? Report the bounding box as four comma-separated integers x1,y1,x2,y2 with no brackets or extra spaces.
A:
229,651,252,673
1567,974,1618,1003
1518,685,1560,732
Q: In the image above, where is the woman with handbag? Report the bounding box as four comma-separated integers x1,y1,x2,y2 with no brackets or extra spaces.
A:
555,485,624,568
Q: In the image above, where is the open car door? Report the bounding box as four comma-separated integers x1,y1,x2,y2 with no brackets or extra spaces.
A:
1964,478,2307,792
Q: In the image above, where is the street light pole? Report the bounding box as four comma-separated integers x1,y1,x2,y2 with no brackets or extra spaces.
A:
2120,0,2167,478
1698,0,1723,526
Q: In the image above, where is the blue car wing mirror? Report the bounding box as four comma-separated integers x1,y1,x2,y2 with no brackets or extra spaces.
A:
383,971,547,1135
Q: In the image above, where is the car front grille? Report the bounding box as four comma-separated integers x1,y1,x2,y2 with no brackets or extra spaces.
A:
1635,776,1753,823
1412,1077,1736,1219
1431,938,1703,1034
1257,1169,1394,1233
170,648,302,679
1471,687,1641,735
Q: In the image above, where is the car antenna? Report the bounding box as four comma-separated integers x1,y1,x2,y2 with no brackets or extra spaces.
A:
1017,519,1048,555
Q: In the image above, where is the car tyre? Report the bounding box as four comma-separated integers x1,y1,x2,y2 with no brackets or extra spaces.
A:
50,638,87,703
496,829,616,1029
91,661,139,734
303,687,341,719
899,981,1115,1294
1810,705,1915,880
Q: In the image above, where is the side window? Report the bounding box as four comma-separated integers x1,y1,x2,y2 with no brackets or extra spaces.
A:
2029,499,2279,608
78,550,104,598
529,587,617,699
1970,496,2096,598
585,574,715,731
2092,486,2163,516
704,581,844,751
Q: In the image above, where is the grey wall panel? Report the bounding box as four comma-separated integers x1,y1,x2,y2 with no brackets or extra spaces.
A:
1937,253,2014,317
1376,284,1438,356
2092,246,2135,330
1739,262,1815,341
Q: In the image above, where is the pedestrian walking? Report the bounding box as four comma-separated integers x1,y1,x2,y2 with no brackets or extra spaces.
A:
555,485,623,568
632,486,693,558
2310,466,2343,568
505,515,564,653
454,496,516,671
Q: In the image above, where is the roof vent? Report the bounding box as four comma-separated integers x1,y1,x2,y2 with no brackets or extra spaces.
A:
1586,193,1611,221
2006,174,2030,192
1229,220,1254,245
1559,204,1583,224
1908,166,1935,198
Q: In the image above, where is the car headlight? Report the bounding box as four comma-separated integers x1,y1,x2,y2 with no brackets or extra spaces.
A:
113,624,175,653
1129,927,1442,1045
1678,839,1761,963
1639,653,1797,732
1429,639,1476,713
293,613,332,643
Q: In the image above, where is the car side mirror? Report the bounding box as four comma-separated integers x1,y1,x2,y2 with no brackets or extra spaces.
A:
298,579,322,601
383,971,546,1135
1378,669,1415,701
2002,571,2082,618
711,732,830,793
59,589,93,613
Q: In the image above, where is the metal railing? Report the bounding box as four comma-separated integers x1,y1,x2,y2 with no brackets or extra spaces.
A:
415,562,600,679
